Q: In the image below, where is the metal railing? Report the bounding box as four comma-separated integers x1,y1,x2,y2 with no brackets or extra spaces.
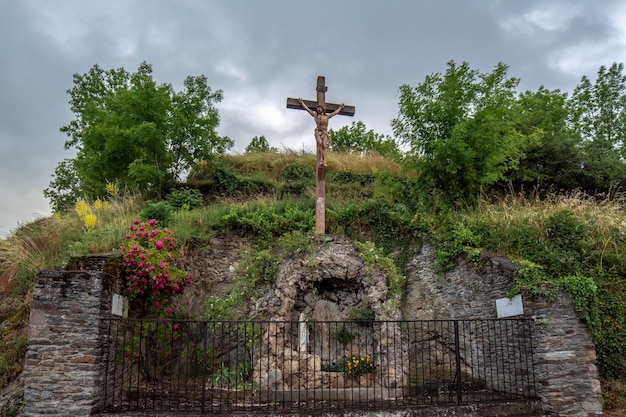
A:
102,318,536,413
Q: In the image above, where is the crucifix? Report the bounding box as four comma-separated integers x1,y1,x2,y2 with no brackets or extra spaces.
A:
287,76,355,235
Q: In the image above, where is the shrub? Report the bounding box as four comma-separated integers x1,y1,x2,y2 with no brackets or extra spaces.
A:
120,219,192,315
166,188,204,210
140,201,174,225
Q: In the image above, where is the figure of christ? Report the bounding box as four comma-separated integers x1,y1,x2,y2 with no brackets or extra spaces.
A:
298,98,344,167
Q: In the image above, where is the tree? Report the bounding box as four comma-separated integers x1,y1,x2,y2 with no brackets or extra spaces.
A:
46,62,232,212
567,62,626,192
329,121,401,159
392,61,539,204
43,159,82,214
245,135,276,153
509,87,583,192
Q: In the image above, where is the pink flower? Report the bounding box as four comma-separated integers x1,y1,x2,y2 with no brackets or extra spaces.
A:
154,301,161,307
167,308,174,315
173,324,179,330
155,240,164,250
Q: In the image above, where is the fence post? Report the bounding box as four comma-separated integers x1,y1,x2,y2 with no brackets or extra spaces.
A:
453,320,463,405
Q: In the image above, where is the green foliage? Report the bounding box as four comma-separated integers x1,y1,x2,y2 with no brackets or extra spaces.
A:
190,158,276,198
279,164,314,197
329,121,401,159
567,62,626,193
205,230,316,321
47,61,232,209
508,87,583,192
562,275,598,322
328,199,417,259
509,260,558,300
277,230,315,256
43,158,82,213
347,306,375,323
140,201,174,225
321,354,374,379
356,240,406,297
432,220,482,273
329,171,375,185
238,248,280,285
212,362,251,387
393,61,539,204
204,294,238,321
344,354,374,378
166,187,204,210
465,194,626,379
221,202,314,248
245,135,276,153
335,324,356,344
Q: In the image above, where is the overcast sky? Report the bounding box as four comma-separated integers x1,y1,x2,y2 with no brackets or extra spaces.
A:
1,0,625,237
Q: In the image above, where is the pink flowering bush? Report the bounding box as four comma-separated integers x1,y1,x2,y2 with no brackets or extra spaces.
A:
120,219,192,308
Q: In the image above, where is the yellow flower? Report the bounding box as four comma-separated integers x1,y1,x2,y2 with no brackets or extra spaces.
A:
105,180,119,197
83,213,97,229
75,200,90,219
94,199,103,210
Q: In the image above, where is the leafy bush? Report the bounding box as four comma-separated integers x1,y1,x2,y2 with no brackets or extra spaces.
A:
140,201,174,225
120,219,192,315
166,188,204,210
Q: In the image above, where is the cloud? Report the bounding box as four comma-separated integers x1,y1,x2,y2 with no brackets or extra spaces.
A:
500,2,584,35
548,3,626,78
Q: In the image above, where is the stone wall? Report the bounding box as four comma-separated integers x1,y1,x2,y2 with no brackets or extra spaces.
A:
405,243,603,417
23,255,121,417
22,241,604,416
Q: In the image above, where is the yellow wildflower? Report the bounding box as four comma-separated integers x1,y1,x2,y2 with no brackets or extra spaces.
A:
75,200,90,219
105,180,119,197
83,213,97,229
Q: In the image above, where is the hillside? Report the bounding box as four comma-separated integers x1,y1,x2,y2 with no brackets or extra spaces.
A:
1,150,626,415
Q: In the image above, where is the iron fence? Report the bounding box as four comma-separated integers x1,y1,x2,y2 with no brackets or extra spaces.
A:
102,318,536,413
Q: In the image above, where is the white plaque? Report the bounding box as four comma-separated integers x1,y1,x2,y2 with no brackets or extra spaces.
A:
496,294,524,318
111,293,128,317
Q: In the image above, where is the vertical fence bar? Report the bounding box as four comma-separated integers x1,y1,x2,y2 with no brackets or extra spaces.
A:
453,320,462,405
200,322,207,414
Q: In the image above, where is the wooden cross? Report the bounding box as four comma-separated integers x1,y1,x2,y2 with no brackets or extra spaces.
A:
287,76,355,235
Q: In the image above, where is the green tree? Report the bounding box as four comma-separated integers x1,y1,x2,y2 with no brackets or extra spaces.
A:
46,62,232,212
392,61,539,204
567,62,626,192
245,135,276,153
43,158,82,214
509,87,583,192
329,121,401,159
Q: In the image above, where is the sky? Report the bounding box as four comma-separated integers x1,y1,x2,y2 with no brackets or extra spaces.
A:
1,0,625,237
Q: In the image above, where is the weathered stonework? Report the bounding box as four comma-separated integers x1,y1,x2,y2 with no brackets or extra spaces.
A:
23,255,121,417
251,236,407,392
406,243,603,417
22,240,603,417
